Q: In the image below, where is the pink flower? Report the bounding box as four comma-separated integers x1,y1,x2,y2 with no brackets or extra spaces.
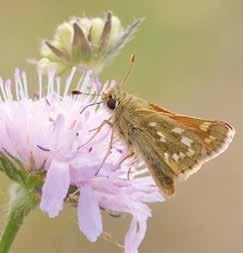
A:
0,67,164,253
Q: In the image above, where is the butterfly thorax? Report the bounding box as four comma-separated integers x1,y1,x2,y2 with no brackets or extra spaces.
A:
103,86,147,147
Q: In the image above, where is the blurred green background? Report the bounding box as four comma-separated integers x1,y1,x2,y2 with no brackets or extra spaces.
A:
0,0,242,252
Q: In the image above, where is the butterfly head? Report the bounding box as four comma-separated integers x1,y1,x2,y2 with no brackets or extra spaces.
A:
103,85,126,111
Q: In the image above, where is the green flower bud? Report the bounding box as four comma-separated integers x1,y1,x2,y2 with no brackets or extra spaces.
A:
38,12,143,75
38,57,67,74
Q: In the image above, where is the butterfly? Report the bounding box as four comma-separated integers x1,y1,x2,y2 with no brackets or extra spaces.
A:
101,56,235,197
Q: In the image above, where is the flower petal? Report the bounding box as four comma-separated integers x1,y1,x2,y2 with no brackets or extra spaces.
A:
40,160,70,217
125,216,147,253
78,184,102,242
125,217,138,253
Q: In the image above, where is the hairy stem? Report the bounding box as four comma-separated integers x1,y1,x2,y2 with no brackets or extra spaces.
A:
0,184,39,253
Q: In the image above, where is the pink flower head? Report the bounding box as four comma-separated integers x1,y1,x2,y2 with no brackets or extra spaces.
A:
0,67,164,252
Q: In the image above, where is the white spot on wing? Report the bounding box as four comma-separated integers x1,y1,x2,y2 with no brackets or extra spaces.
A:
172,153,180,162
160,137,166,143
172,127,184,134
181,136,193,147
157,131,166,142
149,122,157,127
186,148,195,157
179,152,186,159
164,152,169,162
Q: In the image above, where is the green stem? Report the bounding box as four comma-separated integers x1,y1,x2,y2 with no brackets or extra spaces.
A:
0,184,39,253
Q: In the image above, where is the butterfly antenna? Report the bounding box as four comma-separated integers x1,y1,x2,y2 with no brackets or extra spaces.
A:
71,90,102,96
120,54,135,87
80,101,103,114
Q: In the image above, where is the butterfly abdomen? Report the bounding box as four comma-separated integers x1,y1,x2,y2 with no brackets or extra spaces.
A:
141,142,176,196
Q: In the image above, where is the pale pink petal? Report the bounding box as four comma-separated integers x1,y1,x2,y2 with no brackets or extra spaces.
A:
125,218,138,253
40,160,70,217
133,217,147,251
78,184,102,242
125,217,147,253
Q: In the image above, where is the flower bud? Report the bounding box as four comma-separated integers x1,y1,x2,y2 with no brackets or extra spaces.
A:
38,12,143,75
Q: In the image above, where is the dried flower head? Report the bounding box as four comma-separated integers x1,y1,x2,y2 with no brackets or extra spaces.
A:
0,68,163,253
38,12,143,74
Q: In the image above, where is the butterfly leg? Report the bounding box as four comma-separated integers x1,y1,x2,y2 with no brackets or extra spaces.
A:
101,231,124,248
80,116,113,148
100,207,122,218
95,126,114,176
66,188,80,203
89,116,113,132
112,152,135,175
127,167,132,180
118,152,135,166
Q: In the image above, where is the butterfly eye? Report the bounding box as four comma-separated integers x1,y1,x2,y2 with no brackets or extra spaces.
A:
107,96,117,110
